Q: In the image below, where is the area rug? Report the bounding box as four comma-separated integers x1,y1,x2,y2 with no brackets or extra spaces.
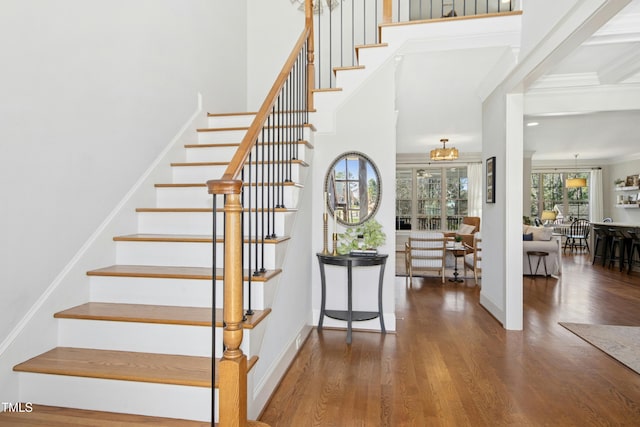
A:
559,322,640,375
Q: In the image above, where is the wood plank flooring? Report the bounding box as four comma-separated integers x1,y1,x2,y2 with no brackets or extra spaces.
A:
259,254,640,426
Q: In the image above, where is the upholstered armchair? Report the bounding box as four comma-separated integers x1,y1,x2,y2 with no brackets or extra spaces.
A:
444,216,480,247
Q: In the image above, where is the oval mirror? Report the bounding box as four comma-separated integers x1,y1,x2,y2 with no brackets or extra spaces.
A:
324,151,381,226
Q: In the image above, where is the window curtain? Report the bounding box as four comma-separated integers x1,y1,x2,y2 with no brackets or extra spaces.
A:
468,163,483,217
589,169,603,222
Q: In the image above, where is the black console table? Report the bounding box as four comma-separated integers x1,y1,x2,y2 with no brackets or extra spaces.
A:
316,253,388,344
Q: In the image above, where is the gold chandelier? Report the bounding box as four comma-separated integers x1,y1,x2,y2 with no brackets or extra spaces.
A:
430,138,459,161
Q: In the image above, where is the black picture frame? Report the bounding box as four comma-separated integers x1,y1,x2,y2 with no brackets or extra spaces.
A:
486,156,496,203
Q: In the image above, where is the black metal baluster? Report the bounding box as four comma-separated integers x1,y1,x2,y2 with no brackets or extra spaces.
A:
260,126,266,274
351,0,355,65
329,0,333,87
340,0,344,68
318,6,322,88
287,71,293,184
270,106,277,238
211,190,217,424
363,0,367,44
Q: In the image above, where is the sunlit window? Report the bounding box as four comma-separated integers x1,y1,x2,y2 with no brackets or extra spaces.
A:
396,167,468,231
530,172,589,221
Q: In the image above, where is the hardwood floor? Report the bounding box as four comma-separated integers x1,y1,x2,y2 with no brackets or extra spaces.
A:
259,254,640,426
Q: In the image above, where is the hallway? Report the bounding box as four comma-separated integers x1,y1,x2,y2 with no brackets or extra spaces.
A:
260,254,640,426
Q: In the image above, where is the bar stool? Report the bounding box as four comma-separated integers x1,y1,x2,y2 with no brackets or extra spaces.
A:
627,229,640,274
592,226,610,266
608,228,628,271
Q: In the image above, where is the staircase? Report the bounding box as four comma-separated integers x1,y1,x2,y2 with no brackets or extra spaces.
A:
6,111,313,424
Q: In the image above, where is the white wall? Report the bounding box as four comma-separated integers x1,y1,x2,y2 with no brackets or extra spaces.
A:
605,158,640,222
311,60,397,334
0,0,247,400
246,0,302,110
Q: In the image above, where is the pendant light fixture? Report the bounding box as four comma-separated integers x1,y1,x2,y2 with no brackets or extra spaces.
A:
566,154,587,188
430,138,459,161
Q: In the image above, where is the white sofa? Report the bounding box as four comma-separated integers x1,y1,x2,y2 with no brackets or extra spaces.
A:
522,225,562,276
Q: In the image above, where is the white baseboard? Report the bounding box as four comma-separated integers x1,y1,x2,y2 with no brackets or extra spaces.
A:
249,323,313,419
479,292,505,325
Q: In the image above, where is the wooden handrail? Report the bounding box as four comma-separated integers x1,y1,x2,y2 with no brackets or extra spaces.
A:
217,26,312,185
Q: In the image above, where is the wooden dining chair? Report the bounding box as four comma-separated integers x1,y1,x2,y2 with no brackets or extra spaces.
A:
405,232,447,284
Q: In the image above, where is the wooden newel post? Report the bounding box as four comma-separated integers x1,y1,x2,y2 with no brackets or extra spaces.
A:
208,179,248,427
306,0,315,111
220,190,247,427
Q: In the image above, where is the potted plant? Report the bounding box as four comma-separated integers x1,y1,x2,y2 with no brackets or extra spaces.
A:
615,178,625,187
338,218,386,254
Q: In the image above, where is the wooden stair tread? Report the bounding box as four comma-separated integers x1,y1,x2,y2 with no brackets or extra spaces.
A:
54,303,271,329
207,111,257,117
333,65,365,73
355,42,388,49
0,404,210,426
113,233,289,244
14,347,211,387
184,139,313,149
14,347,259,388
197,123,314,132
134,207,298,213
154,181,303,188
311,87,342,93
86,264,282,281
170,159,309,167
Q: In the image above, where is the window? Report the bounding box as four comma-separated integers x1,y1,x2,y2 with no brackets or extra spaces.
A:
396,167,468,231
530,172,589,221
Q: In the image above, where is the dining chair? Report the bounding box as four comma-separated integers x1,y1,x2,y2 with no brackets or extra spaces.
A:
563,219,590,253
405,232,447,284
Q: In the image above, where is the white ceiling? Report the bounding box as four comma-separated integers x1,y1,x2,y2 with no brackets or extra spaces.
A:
395,0,640,163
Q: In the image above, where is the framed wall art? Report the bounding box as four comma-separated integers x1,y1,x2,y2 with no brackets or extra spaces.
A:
486,156,496,203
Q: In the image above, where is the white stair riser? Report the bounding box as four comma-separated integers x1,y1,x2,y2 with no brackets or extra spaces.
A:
172,164,303,184
115,241,282,270
185,144,310,164
208,114,255,128
197,129,247,144
58,320,214,357
186,145,237,162
196,126,310,145
19,373,213,422
137,211,291,236
155,186,300,210
335,68,367,90
89,276,271,310
57,319,261,359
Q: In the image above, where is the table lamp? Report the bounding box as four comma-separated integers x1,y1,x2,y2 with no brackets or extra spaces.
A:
541,210,557,226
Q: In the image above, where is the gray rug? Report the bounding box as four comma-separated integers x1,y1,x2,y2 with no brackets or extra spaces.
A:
559,322,640,375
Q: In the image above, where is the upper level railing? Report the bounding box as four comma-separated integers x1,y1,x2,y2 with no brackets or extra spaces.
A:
313,0,515,88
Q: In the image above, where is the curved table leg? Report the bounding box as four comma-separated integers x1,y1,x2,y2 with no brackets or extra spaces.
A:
318,261,326,330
